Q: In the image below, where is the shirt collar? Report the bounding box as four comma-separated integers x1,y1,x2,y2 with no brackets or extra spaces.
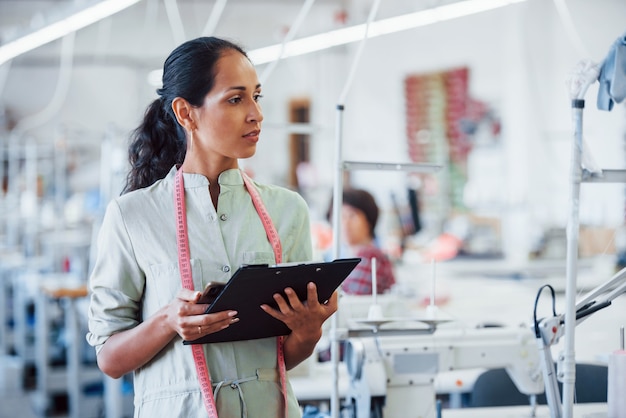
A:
166,165,244,188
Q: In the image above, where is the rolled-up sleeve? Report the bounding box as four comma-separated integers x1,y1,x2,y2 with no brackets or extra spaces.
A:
86,199,145,354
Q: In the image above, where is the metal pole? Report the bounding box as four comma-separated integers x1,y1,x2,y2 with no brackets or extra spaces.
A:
330,104,345,418
558,58,598,417
329,1,381,415
561,99,585,418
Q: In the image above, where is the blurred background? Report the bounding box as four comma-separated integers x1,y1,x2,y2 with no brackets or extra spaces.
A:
1,0,626,417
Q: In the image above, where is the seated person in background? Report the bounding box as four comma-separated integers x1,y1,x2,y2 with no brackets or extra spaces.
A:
329,188,396,295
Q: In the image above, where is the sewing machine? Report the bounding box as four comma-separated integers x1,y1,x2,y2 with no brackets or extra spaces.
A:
340,322,544,418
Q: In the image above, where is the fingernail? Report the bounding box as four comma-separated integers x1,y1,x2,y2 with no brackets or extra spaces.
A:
228,311,238,317
230,317,239,323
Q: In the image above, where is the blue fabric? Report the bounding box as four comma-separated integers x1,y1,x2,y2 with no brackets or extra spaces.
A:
597,30,626,111
302,405,330,418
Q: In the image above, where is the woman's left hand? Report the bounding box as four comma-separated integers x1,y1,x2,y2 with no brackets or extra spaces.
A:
260,282,337,345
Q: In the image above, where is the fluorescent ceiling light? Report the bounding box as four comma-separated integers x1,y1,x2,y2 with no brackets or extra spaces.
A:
248,0,527,65
0,0,141,66
147,0,525,86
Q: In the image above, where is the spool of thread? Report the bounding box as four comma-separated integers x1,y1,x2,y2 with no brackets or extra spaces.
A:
608,326,626,418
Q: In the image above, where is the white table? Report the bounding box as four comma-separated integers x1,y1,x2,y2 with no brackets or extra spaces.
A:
291,256,622,415
442,403,606,418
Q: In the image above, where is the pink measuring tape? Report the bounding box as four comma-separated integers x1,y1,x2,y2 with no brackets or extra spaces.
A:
174,167,288,417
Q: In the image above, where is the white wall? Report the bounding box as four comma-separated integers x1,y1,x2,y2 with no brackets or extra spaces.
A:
314,0,626,260
1,0,626,260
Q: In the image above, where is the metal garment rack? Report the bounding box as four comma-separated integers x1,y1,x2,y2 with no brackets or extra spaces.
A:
538,59,626,418
328,103,442,418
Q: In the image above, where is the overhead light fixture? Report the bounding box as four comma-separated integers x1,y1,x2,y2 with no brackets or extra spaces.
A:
248,0,527,65
146,0,526,86
0,0,141,67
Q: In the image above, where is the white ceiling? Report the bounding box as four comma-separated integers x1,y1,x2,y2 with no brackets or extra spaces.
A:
0,0,464,68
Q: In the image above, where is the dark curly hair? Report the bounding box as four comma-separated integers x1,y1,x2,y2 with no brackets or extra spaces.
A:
122,37,247,193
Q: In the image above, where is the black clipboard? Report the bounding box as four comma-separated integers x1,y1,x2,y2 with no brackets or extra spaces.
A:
183,258,361,344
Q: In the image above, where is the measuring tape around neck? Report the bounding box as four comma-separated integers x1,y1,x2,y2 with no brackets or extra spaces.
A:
174,168,288,417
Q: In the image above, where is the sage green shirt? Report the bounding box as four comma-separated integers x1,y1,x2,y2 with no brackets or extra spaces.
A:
87,166,312,418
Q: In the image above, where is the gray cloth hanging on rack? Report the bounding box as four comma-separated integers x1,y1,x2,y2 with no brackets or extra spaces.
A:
597,30,626,111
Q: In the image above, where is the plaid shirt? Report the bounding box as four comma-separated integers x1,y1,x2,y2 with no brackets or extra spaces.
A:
341,244,396,295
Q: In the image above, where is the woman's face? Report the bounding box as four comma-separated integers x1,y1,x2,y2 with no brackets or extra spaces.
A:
341,204,372,247
191,50,263,163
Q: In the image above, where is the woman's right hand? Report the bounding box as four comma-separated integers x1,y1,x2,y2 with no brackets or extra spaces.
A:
97,288,238,378
166,288,239,341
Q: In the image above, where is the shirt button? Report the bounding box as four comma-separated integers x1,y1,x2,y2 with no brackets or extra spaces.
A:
222,265,231,273
219,214,228,221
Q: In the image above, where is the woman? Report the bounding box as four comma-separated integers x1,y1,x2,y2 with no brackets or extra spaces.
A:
338,188,396,295
86,37,336,417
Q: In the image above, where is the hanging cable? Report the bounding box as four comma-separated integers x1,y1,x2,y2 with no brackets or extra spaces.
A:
12,33,75,138
533,284,557,338
201,0,228,36
0,60,11,99
552,0,591,59
93,17,113,65
140,0,160,48
163,0,186,45
259,0,316,85
337,0,380,106
337,0,381,106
